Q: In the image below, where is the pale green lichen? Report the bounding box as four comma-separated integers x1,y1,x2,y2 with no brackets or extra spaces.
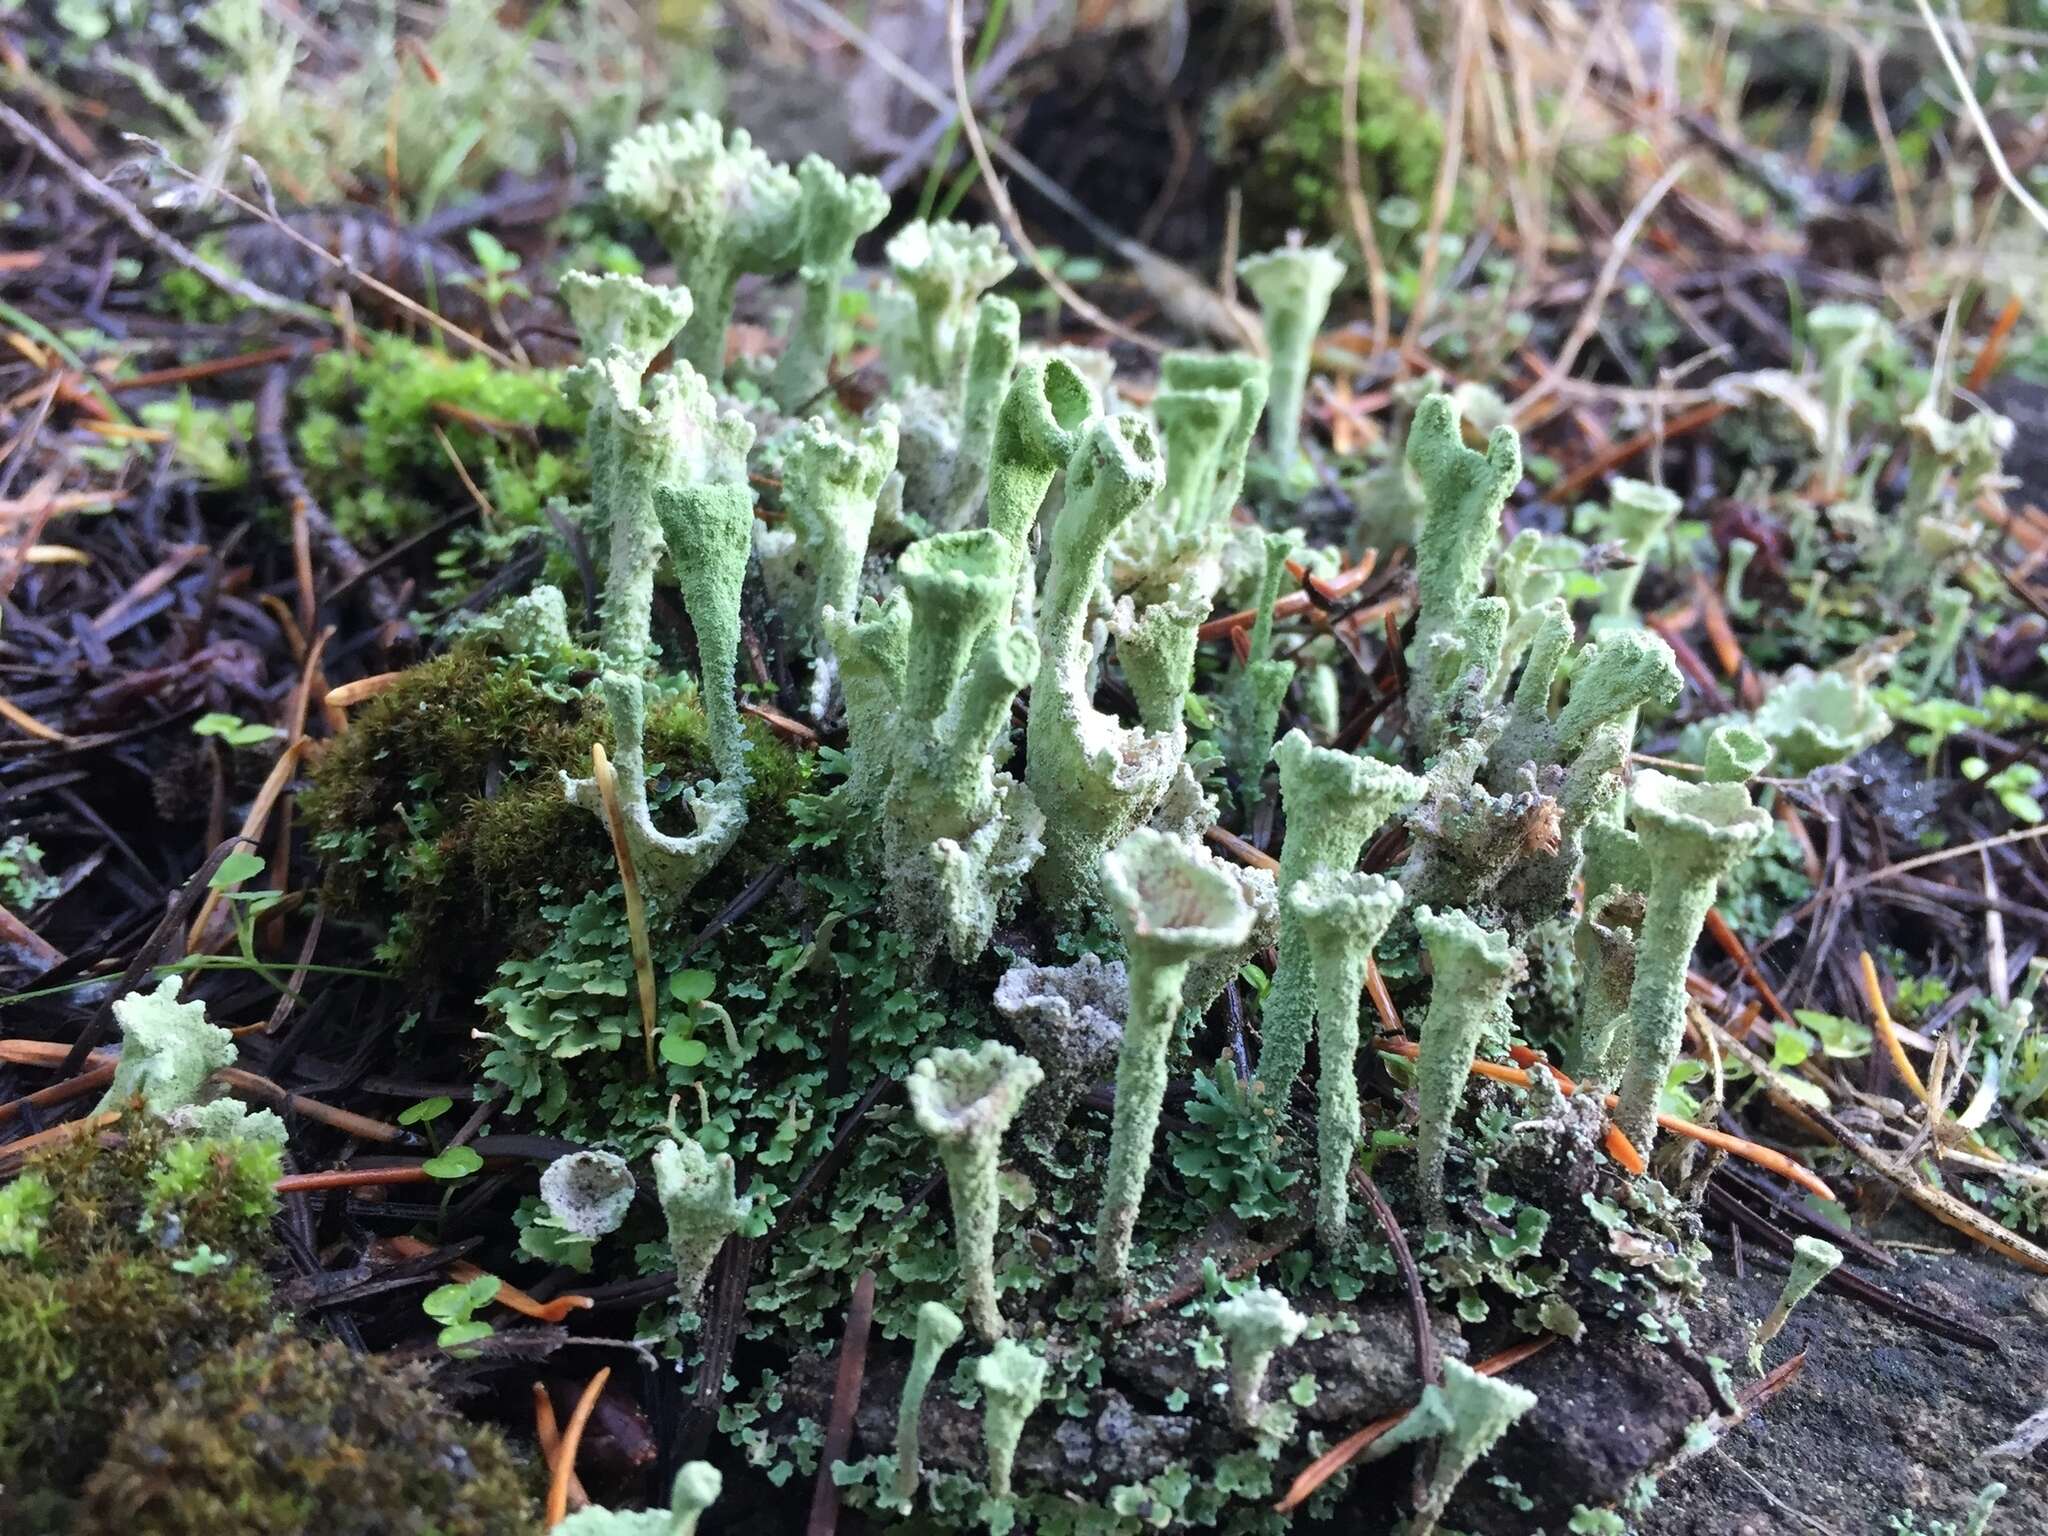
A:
974,1337,1048,1499
772,155,889,411
1237,239,1345,480
1221,530,1300,805
604,114,801,384
554,1463,723,1536
538,1150,636,1240
1286,870,1404,1248
880,532,1043,962
893,1300,966,1506
1255,730,1425,1097
1360,1356,1538,1536
1611,771,1770,1149
95,977,234,1117
907,1040,1044,1339
884,220,1017,405
1592,477,1681,622
557,271,756,895
1211,1284,1306,1433
1751,666,1889,773
992,953,1125,1147
1704,721,1772,784
1751,1234,1843,1364
1095,829,1254,1288
1806,302,1885,496
1026,417,1177,911
652,1134,751,1314
1413,907,1522,1216
1406,393,1523,754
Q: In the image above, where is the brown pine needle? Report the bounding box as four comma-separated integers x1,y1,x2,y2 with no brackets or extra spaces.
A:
532,1383,590,1512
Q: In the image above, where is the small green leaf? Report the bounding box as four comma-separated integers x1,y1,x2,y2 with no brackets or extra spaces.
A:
193,712,281,747
669,969,716,1004
421,1145,484,1180
661,1032,708,1068
1771,1026,1813,1069
437,1319,495,1348
208,849,266,889
398,1095,455,1127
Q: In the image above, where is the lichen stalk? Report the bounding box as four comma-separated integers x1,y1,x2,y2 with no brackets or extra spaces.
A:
1286,871,1404,1248
893,1301,965,1504
907,1041,1043,1339
1212,1286,1306,1433
1236,241,1346,478
974,1337,1048,1499
1256,730,1425,1097
1611,771,1770,1149
1094,830,1254,1289
1413,906,1521,1216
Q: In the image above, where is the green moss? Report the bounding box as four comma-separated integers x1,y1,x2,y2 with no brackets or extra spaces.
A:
0,1120,280,1524
81,1333,538,1535
1210,26,1445,256
304,637,806,986
294,332,583,543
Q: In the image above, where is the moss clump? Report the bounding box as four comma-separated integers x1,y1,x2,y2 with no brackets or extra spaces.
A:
294,332,583,543
81,1333,538,1535
0,1120,281,1525
1209,20,1445,256
304,637,810,984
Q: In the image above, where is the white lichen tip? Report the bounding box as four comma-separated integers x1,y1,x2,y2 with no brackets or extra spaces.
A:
1213,1284,1306,1432
1100,828,1255,962
538,1149,638,1240
908,1041,1043,1339
95,975,235,1118
974,1336,1049,1499
652,1134,751,1313
1629,769,1773,862
906,1040,1045,1150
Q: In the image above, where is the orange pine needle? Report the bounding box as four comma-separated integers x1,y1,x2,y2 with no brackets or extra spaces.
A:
546,1367,611,1527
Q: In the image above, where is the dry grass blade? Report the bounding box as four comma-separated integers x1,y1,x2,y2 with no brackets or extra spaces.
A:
590,742,660,1076
1339,0,1393,349
185,742,307,950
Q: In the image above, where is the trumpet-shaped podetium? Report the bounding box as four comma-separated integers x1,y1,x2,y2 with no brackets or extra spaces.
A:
554,1463,723,1536
907,1040,1044,1339
1612,770,1770,1149
1413,907,1521,1216
884,219,1018,402
1806,302,1885,496
1237,239,1345,479
1286,871,1405,1248
1211,1285,1306,1433
537,1150,637,1242
881,532,1044,963
605,114,801,385
1751,666,1889,774
1571,885,1645,1081
974,1337,1048,1500
1594,477,1682,622
1026,417,1178,911
1360,1356,1538,1536
557,272,757,895
1256,731,1426,1097
992,952,1127,1146
893,1300,966,1505
779,415,899,710
1094,829,1255,1288
1158,351,1268,534
1222,530,1300,805
1704,721,1772,783
95,976,234,1117
652,1134,752,1314
1406,393,1523,753
1753,1234,1843,1357
772,155,889,411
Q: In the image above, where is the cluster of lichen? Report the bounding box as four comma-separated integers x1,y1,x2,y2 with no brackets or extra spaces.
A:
282,112,1845,1533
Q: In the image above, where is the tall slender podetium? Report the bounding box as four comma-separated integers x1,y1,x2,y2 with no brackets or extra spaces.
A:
1094,829,1253,1289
